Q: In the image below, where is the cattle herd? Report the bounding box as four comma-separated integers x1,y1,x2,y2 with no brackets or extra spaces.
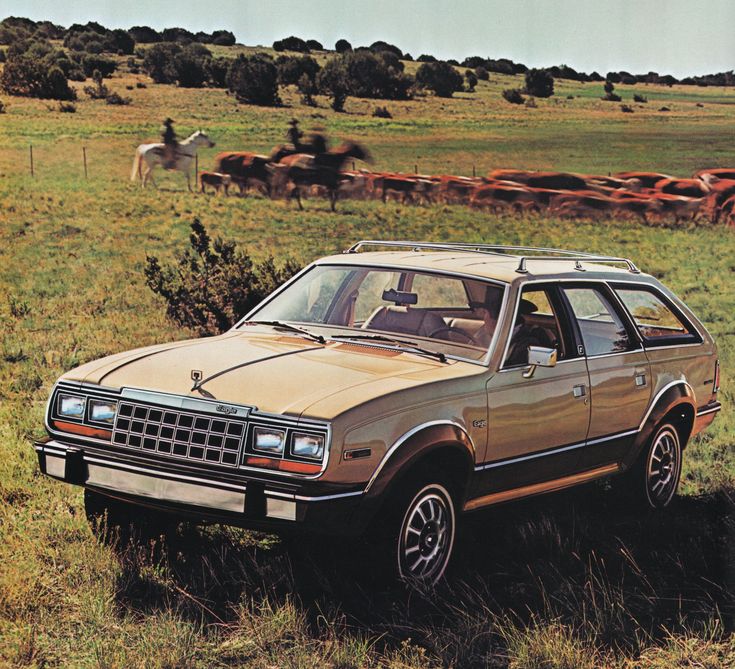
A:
199,150,735,227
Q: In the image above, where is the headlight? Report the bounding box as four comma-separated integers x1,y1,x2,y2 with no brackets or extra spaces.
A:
89,399,118,424
253,426,286,455
58,394,85,419
292,433,324,460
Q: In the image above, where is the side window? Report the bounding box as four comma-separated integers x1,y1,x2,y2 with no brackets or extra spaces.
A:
562,287,633,356
410,273,469,308
614,287,697,344
504,288,565,367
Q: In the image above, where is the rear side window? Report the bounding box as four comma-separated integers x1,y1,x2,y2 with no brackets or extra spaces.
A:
562,287,633,356
614,286,699,345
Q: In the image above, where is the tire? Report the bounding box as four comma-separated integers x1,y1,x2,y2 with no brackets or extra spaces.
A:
622,422,683,510
391,480,457,585
84,489,171,546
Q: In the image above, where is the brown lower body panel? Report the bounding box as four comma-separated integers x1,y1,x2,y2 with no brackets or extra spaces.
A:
463,463,619,512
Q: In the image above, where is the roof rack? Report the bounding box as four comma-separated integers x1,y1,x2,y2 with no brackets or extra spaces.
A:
344,240,641,274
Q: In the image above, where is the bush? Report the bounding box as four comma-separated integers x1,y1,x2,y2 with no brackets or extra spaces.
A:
417,54,437,63
81,53,116,77
335,38,352,53
273,36,310,53
502,88,525,104
276,55,320,86
306,39,323,51
227,53,280,105
620,104,634,113
206,57,231,88
143,42,181,83
317,57,349,111
368,41,403,58
174,46,208,87
128,26,161,43
0,99,6,113
297,73,316,106
602,79,621,101
465,70,478,92
319,51,412,101
633,93,647,103
372,105,392,118
106,91,131,105
1,56,76,99
162,27,195,44
83,69,109,98
145,219,300,335
475,66,489,81
110,28,135,54
416,61,463,97
211,30,236,46
57,101,76,112
525,68,554,97
136,81,147,88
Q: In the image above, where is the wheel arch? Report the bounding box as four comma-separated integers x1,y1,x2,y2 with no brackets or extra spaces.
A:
622,380,696,470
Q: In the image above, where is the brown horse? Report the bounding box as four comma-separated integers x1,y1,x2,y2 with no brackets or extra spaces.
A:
212,152,272,195
270,141,372,211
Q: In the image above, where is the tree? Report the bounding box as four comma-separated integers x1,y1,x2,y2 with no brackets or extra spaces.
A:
128,25,161,43
174,46,208,87
317,57,349,111
297,73,316,106
415,61,463,97
211,30,236,46
502,88,525,104
417,54,437,63
227,53,280,105
335,38,352,53
273,36,310,52
368,40,403,58
465,70,478,92
1,54,76,99
276,55,320,86
602,79,621,101
475,66,489,81
306,39,323,51
524,68,554,97
142,43,181,83
110,28,135,54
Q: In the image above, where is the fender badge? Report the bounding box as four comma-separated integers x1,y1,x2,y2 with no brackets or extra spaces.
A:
216,404,238,415
191,370,203,382
472,419,487,429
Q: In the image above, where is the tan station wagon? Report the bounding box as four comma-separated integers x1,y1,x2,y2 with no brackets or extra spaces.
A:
36,240,722,583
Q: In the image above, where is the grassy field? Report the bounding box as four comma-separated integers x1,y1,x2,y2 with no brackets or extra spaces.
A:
0,52,734,667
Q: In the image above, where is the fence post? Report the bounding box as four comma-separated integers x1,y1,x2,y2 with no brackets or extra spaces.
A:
195,153,199,183
29,145,34,177
414,163,418,174
83,147,88,179
473,164,476,177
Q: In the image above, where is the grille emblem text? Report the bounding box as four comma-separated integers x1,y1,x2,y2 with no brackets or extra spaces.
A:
216,404,238,415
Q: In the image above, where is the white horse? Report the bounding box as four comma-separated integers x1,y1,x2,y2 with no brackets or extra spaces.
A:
130,130,215,191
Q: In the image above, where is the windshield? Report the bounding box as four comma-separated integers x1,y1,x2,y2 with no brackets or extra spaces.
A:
243,264,505,362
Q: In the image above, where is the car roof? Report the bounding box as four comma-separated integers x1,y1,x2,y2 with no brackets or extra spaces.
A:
316,250,654,285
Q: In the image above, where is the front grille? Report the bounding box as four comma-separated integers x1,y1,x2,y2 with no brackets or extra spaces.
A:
112,401,244,467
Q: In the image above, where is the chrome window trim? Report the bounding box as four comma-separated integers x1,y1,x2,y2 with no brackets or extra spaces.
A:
364,419,475,493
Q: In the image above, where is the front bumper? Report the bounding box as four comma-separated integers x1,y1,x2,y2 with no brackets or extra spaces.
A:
35,438,367,535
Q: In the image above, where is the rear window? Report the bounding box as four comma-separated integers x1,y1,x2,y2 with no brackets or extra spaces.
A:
614,286,699,345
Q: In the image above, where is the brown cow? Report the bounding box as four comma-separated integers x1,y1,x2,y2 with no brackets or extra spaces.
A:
654,178,710,198
693,168,735,181
613,171,672,189
487,169,588,191
199,171,231,195
470,184,539,212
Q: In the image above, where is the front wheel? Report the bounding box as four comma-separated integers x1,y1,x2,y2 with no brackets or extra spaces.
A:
396,483,456,584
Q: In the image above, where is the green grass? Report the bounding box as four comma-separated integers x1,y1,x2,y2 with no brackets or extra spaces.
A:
0,54,734,667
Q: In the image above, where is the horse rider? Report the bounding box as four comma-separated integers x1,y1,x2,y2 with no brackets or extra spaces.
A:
286,118,303,152
307,131,328,156
161,118,178,168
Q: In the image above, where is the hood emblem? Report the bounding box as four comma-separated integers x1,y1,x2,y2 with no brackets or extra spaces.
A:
191,370,203,382
216,404,238,415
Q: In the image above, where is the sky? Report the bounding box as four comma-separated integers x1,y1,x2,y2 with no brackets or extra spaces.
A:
4,0,735,78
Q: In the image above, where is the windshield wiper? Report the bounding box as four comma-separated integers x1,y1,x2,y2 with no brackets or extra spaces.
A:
329,333,447,363
243,320,326,344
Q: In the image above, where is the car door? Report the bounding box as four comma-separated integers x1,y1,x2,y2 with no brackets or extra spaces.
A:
477,283,591,499
559,283,651,469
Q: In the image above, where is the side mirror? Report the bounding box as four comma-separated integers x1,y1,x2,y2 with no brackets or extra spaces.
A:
523,346,557,379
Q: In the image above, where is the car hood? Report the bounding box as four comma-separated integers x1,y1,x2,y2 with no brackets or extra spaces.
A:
61,329,481,419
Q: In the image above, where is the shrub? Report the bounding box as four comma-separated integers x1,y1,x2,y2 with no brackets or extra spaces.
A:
144,219,300,335
128,25,159,43
502,88,525,104
621,104,634,113
525,68,554,97
475,66,489,81
372,105,392,118
206,57,231,88
83,69,109,98
306,39,323,51
1,56,76,99
633,93,647,103
369,41,403,58
57,101,76,112
211,30,236,46
136,81,147,88
227,53,280,105
273,36,310,53
297,73,317,106
106,91,131,105
143,43,181,83
335,39,352,53
417,54,437,63
276,55,320,86
81,53,116,77
0,99,6,113
110,28,135,54
162,27,195,44
602,79,621,101
174,46,208,87
319,51,412,101
416,61,463,97
465,70,478,92
317,57,349,111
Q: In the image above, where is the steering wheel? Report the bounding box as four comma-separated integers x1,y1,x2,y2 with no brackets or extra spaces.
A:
426,326,476,345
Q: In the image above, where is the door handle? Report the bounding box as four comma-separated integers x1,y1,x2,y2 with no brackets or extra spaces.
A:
573,384,586,398
635,373,646,387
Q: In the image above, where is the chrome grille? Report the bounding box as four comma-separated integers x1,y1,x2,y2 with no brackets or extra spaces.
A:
112,401,244,467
